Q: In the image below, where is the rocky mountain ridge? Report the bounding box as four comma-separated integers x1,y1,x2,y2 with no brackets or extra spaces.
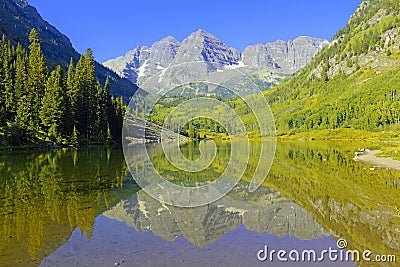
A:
103,29,328,92
243,36,329,73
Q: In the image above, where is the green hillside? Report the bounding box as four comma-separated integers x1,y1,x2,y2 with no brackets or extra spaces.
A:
260,0,400,135
0,0,137,100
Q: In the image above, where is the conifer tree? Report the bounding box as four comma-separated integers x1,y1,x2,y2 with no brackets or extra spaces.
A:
84,48,100,140
26,28,47,133
106,126,112,144
64,58,75,135
0,36,15,116
15,95,31,139
98,77,111,141
112,96,125,141
4,58,14,115
14,43,28,103
74,54,89,140
71,124,79,144
103,77,113,115
67,58,74,90
70,55,85,137
40,66,67,140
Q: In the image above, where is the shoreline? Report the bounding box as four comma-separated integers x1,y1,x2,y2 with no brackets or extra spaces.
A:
277,128,400,141
354,149,400,171
0,143,119,152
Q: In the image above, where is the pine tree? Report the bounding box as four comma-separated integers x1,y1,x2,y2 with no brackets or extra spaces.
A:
70,55,84,137
26,28,47,133
106,126,112,144
71,124,79,145
4,58,14,116
73,49,99,141
0,35,5,107
63,58,75,136
98,77,111,141
0,36,15,117
14,43,28,103
112,96,125,141
103,77,112,115
67,57,74,90
40,66,67,140
84,49,100,140
47,123,58,143
0,35,8,111
15,95,31,139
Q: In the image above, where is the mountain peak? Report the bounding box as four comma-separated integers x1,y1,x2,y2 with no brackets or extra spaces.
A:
104,31,327,89
191,29,218,39
159,35,180,44
171,29,240,71
195,28,208,34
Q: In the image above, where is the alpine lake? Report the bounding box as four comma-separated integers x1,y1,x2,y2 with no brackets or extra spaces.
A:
0,140,399,267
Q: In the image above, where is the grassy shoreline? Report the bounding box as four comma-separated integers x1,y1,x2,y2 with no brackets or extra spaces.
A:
3,128,400,156
277,128,400,141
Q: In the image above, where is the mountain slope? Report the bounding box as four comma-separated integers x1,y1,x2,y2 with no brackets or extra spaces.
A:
0,0,138,99
102,46,150,78
134,36,181,84
169,29,241,70
259,0,400,134
103,29,328,93
242,36,329,73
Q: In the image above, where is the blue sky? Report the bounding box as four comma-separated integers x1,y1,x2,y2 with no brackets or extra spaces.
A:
29,0,362,62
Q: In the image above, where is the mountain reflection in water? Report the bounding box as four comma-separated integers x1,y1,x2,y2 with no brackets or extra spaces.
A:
0,141,399,266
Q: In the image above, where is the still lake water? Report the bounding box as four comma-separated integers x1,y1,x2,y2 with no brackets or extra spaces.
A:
0,141,399,267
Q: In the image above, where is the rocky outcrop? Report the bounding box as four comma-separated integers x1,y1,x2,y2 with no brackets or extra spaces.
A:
170,29,241,70
242,36,329,74
122,46,151,83
135,36,180,84
103,46,150,76
104,36,181,85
